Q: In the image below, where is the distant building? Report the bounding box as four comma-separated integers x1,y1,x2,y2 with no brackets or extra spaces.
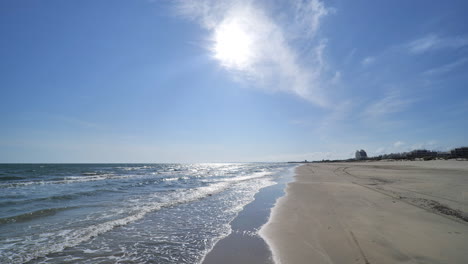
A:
407,149,437,159
355,149,367,160
437,152,451,158
381,152,406,159
451,147,468,158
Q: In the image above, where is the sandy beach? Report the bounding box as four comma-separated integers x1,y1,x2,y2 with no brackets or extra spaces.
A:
260,160,468,264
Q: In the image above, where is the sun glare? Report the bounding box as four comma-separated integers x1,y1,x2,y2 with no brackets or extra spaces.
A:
213,19,254,69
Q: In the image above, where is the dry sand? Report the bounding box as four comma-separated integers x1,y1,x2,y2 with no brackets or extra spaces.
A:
260,160,468,264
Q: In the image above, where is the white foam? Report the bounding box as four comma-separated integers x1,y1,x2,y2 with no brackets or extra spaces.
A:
0,163,294,263
0,173,160,188
1,182,232,263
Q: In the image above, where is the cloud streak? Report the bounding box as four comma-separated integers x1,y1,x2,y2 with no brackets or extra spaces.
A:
361,56,375,66
362,93,413,119
423,57,468,75
176,0,331,107
408,34,468,54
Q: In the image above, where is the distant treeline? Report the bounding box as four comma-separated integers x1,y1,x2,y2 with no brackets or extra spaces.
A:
292,146,468,163
368,147,468,161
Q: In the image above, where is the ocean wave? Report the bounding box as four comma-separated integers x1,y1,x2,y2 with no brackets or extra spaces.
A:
0,163,291,263
205,171,272,183
1,182,232,263
0,189,123,207
0,172,197,189
0,174,147,188
0,207,78,225
0,176,27,181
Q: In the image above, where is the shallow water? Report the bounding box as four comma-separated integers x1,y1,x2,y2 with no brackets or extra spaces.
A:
0,163,293,263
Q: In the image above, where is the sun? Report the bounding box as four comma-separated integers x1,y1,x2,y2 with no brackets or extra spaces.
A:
212,19,254,69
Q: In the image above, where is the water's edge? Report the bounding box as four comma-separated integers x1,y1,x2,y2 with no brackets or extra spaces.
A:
258,165,301,264
0,163,295,263
202,166,297,264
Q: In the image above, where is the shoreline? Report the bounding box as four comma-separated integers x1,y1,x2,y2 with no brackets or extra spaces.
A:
202,166,296,264
259,160,468,264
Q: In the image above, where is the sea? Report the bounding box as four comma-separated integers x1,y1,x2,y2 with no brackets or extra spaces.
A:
0,163,295,263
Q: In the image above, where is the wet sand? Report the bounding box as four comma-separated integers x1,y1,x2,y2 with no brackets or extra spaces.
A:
260,160,468,264
202,168,294,264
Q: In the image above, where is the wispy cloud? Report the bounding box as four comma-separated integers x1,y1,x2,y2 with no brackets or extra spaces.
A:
423,57,468,75
393,141,405,148
315,99,356,138
330,71,341,85
175,0,331,107
408,34,468,54
362,93,413,119
409,140,448,151
373,140,446,156
361,56,375,66
291,0,330,37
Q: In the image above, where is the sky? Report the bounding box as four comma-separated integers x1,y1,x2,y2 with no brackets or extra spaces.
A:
1,0,467,163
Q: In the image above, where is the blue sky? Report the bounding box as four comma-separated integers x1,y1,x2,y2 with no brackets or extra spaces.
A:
1,0,467,162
